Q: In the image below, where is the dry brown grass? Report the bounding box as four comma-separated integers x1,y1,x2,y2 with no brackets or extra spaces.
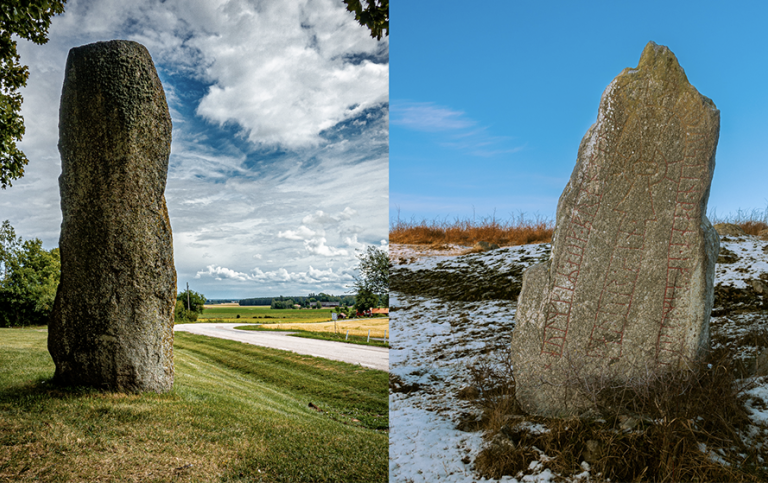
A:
390,213,554,247
710,206,768,236
465,348,766,482
739,220,768,235
391,207,768,247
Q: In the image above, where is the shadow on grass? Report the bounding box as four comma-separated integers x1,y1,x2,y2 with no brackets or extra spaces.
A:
0,329,388,482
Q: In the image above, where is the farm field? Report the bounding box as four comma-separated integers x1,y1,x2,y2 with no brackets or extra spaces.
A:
199,305,335,323
238,318,390,339
0,327,388,482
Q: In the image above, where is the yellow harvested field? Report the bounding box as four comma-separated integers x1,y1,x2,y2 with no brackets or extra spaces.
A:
261,318,390,338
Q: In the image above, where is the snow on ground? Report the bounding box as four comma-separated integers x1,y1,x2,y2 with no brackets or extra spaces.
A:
716,235,768,288
390,236,768,482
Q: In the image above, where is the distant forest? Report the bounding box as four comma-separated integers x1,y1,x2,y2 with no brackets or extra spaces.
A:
207,293,356,307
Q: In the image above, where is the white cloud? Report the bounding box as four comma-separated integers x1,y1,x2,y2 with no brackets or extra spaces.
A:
46,0,387,151
196,264,354,285
391,102,474,132
278,225,319,240
302,210,339,225
344,234,366,252
391,100,523,158
339,206,357,219
304,237,348,257
195,265,253,282
189,0,388,148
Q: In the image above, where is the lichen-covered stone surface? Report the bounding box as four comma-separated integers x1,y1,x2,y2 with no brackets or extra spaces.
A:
510,42,720,417
48,40,175,393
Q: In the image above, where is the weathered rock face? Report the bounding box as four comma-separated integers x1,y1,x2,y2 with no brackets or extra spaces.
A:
48,40,176,393
510,42,720,417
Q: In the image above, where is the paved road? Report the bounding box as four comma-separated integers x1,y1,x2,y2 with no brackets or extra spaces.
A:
174,323,389,372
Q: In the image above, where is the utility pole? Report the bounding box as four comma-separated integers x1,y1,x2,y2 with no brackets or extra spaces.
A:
187,282,190,311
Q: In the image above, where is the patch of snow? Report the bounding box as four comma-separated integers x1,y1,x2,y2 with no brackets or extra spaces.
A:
715,236,768,288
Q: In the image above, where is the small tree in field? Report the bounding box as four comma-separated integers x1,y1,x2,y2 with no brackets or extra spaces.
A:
354,288,378,314
177,289,206,314
352,245,388,308
174,300,198,323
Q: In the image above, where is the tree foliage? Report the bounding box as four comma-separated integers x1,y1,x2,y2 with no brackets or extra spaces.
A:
0,221,60,327
173,300,197,323
352,245,388,307
342,0,388,40
177,288,206,314
271,298,295,309
1,0,67,188
0,219,21,279
353,287,378,313
238,293,355,306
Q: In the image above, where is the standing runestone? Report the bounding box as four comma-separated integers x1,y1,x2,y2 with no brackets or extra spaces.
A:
48,40,176,393
510,42,720,417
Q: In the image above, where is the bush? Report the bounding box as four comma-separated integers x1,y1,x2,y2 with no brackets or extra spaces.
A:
174,300,198,323
0,226,60,327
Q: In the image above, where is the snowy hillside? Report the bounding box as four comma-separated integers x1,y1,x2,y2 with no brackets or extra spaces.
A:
389,235,768,482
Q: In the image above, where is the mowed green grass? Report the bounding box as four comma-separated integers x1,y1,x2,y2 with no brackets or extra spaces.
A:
0,327,387,482
200,306,334,323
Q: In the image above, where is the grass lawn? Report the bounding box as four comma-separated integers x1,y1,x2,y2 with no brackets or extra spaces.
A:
199,306,334,324
0,327,387,482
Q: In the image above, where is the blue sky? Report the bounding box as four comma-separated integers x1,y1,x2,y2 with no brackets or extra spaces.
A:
390,1,768,224
0,0,388,300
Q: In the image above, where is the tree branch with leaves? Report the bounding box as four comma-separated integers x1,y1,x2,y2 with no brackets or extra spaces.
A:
342,0,388,41
1,0,66,188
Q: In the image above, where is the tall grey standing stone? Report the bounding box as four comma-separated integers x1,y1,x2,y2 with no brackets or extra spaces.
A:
48,40,176,393
509,42,720,417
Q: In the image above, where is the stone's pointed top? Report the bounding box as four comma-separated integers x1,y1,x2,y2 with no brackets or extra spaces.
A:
631,41,689,85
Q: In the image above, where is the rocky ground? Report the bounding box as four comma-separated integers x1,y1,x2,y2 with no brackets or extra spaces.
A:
389,235,768,482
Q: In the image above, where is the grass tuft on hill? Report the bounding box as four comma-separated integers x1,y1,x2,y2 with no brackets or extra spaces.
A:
389,213,554,247
391,207,768,247
0,328,387,482
710,206,768,235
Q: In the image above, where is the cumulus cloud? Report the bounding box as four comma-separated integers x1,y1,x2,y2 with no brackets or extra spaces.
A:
190,0,387,148
302,210,340,225
195,265,253,282
45,0,387,151
196,264,353,285
6,0,388,299
339,206,357,220
278,225,320,240
344,234,366,252
304,237,348,257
